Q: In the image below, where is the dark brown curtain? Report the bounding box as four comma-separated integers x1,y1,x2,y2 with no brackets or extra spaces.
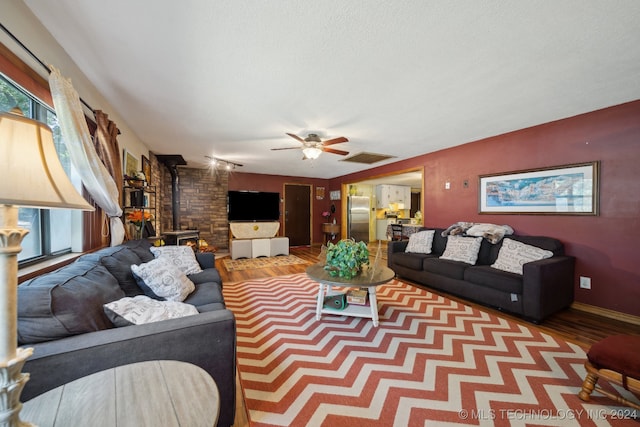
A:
94,110,122,185
86,110,123,248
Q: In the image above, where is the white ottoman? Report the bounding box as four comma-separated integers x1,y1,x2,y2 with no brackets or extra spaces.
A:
230,239,252,260
270,237,290,256
251,238,271,258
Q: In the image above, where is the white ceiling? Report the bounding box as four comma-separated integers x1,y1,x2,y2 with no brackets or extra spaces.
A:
23,1,640,179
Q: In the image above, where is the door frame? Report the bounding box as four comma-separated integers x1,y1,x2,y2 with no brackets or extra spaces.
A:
340,166,424,238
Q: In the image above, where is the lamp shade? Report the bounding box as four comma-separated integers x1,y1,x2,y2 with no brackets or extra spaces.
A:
302,146,322,160
0,111,93,210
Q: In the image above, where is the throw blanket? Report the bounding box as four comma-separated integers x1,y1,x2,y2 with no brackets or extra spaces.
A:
441,222,514,244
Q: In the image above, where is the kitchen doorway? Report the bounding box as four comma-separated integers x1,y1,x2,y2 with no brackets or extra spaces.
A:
341,167,424,242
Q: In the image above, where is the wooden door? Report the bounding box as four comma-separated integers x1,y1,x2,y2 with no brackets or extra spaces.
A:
284,184,311,246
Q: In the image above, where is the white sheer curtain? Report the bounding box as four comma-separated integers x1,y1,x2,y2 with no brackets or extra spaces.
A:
48,66,125,246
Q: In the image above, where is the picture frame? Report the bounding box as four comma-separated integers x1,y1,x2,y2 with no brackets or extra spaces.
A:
143,220,156,238
141,155,151,182
479,161,599,215
123,149,138,178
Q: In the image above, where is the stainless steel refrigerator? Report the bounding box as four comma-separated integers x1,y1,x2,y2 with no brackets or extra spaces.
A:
348,196,370,242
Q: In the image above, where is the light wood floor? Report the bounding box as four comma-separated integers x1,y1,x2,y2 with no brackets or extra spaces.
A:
218,245,639,427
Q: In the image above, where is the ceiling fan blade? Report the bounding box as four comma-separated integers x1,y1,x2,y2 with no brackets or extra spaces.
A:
286,133,306,144
271,147,301,151
322,136,348,146
322,147,349,156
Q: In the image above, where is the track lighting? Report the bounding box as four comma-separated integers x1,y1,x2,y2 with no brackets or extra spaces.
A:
205,155,242,170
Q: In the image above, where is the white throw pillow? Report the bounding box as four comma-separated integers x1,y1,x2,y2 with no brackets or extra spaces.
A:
440,235,483,265
131,258,195,301
150,245,202,275
104,295,198,326
491,238,553,275
405,230,435,254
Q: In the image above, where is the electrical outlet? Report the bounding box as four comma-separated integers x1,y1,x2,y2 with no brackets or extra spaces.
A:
579,276,591,289
445,181,450,190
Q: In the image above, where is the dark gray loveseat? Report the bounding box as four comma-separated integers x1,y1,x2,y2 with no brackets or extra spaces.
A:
387,227,575,322
17,239,236,427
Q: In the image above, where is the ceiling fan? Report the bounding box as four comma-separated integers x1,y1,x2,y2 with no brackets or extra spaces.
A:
271,133,349,159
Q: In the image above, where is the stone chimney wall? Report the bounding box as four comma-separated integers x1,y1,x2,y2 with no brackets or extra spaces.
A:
158,164,229,250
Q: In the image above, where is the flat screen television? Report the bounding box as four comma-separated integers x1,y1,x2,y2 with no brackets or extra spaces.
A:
228,190,280,221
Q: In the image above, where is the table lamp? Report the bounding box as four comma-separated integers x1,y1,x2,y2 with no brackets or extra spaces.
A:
0,109,94,426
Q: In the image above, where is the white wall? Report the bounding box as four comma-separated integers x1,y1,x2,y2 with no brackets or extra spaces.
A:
1,1,149,159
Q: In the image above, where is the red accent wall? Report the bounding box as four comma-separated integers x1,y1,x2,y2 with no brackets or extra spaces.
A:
228,172,332,244
332,100,640,317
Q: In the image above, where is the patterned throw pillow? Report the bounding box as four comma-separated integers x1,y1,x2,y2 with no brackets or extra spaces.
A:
440,235,483,264
405,230,435,254
150,245,202,275
491,238,553,275
131,259,195,301
104,295,198,326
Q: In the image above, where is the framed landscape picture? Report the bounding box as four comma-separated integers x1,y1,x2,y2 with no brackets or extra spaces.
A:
123,149,138,178
479,161,599,215
142,155,151,182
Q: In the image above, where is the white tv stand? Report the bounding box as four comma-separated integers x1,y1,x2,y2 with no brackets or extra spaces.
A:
229,222,289,259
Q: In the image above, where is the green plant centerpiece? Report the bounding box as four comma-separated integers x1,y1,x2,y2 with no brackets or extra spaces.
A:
324,239,370,279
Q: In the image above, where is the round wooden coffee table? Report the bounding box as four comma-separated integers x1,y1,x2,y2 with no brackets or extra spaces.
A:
306,263,395,327
21,360,219,427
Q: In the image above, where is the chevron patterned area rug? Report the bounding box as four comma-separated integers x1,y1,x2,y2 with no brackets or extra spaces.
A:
222,255,308,271
223,274,639,426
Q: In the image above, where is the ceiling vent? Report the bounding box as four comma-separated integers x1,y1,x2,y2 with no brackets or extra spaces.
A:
341,152,396,165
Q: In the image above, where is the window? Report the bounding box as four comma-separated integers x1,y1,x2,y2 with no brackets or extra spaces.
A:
1,74,81,265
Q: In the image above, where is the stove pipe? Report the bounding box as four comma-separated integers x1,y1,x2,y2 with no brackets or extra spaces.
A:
167,164,180,231
156,154,187,231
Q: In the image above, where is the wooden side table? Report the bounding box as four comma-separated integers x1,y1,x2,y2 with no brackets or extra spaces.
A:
21,360,219,427
321,222,340,244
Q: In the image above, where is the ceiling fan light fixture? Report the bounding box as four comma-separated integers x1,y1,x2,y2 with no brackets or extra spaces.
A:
302,146,322,159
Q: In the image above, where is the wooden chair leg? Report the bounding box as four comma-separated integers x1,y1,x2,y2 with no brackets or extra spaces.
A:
592,385,640,411
578,371,598,402
579,362,640,410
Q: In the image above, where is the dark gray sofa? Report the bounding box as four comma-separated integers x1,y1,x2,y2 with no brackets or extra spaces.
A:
17,239,236,427
387,227,575,322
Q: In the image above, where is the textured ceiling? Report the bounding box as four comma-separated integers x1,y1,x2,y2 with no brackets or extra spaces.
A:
23,0,640,179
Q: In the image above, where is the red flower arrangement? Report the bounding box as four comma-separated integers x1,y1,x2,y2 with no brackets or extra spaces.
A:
127,210,153,226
